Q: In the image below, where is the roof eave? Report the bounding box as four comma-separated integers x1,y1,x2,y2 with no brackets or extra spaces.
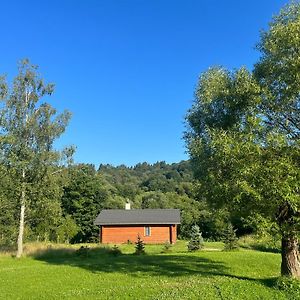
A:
94,222,181,226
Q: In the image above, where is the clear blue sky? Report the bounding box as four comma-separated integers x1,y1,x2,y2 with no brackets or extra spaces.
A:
0,0,288,166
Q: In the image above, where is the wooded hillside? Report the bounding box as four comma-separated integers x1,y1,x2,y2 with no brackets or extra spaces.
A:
0,159,246,245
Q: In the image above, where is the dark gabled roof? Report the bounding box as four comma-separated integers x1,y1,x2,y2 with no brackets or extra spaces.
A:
94,209,180,225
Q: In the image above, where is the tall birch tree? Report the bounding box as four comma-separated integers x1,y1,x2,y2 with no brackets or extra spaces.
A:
0,59,72,257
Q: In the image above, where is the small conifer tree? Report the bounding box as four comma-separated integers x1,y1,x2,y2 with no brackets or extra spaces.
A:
135,234,145,255
110,244,122,256
187,225,204,251
222,223,238,251
161,241,172,253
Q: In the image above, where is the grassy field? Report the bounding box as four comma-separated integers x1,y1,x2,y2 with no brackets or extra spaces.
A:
0,241,298,299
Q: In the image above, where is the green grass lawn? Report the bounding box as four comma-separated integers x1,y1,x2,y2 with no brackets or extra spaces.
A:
0,241,297,299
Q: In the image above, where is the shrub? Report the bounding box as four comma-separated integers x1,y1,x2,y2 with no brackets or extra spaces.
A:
109,245,122,256
187,225,204,251
135,234,145,255
222,223,238,251
161,241,172,253
76,246,90,257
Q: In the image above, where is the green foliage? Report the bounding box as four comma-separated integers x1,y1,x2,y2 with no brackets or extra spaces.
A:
135,234,145,255
0,59,72,255
109,245,122,256
187,225,204,251
185,1,300,276
61,164,110,243
222,223,239,251
56,215,79,243
255,2,300,142
76,246,90,258
0,166,18,246
196,207,230,241
242,214,281,252
239,235,281,254
98,161,202,239
161,241,172,253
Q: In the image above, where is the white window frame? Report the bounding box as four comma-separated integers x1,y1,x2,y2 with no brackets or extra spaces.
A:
144,226,151,237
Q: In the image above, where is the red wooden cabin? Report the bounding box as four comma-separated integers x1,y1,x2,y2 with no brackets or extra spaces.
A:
94,208,180,244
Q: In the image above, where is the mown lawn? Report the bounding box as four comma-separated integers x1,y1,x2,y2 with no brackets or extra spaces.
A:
0,241,297,299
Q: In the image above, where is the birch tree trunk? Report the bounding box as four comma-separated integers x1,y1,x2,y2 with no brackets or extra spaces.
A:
16,88,29,258
16,169,26,258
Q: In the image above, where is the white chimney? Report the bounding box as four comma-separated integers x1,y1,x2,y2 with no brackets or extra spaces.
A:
125,202,131,210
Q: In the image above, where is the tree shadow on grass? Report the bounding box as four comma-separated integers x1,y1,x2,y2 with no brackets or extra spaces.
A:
33,247,226,277
220,273,278,289
32,247,278,289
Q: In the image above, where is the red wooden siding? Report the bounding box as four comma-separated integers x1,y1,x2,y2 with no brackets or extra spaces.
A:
100,224,177,244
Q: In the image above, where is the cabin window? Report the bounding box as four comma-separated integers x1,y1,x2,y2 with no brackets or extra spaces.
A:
145,226,151,236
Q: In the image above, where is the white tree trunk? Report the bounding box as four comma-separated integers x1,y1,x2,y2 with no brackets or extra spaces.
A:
16,90,30,258
16,169,26,258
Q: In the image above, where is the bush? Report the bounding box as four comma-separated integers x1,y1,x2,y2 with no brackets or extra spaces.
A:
187,225,204,251
76,246,90,257
109,245,122,256
222,223,238,251
161,241,172,253
135,234,145,255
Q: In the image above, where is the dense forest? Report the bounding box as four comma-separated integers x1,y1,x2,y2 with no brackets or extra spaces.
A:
1,159,245,246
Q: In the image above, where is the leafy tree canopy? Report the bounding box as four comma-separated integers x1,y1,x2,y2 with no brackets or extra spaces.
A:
186,1,300,277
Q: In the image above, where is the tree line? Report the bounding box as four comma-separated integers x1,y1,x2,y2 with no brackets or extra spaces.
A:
1,152,239,247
